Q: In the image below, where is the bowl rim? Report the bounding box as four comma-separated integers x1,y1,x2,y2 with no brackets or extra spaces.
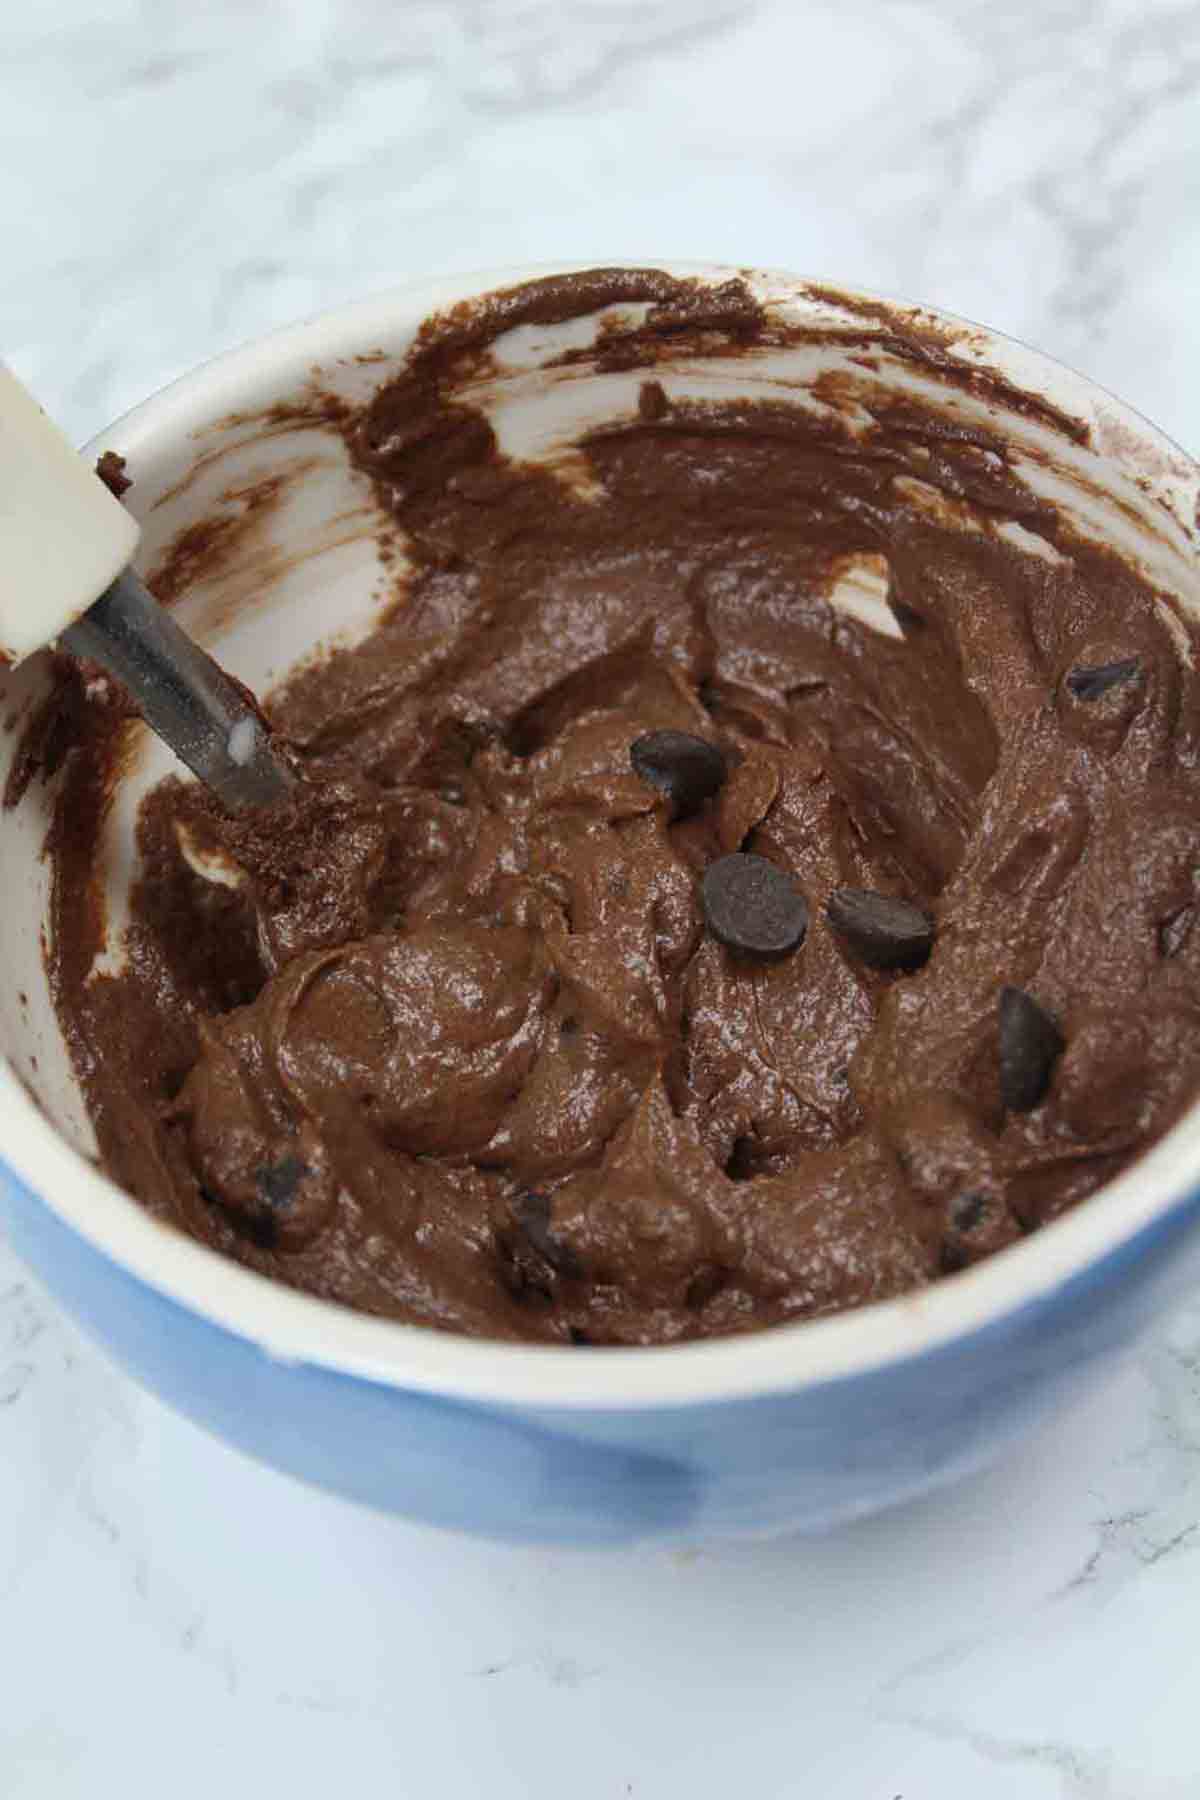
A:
5,258,1200,1412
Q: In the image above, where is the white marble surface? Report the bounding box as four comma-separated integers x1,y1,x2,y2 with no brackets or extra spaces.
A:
5,1,1200,1793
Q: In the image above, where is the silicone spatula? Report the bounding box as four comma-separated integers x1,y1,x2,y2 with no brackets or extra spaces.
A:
0,363,292,810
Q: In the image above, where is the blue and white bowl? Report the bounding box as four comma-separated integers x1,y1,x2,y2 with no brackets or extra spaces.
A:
3,265,1199,1546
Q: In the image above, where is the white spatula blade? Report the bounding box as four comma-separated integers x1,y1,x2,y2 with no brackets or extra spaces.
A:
0,363,141,665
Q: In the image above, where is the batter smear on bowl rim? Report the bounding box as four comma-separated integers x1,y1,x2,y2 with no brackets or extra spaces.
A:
35,269,1200,1345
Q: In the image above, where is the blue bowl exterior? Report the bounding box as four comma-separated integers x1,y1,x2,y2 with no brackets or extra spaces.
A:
4,1156,1200,1545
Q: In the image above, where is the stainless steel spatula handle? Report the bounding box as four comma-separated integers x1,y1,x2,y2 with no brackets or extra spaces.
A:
63,568,292,809
0,362,292,811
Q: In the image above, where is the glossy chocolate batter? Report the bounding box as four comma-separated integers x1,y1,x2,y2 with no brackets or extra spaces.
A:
40,271,1200,1344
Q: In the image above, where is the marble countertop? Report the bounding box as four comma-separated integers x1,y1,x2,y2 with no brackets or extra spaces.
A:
4,1,1200,1793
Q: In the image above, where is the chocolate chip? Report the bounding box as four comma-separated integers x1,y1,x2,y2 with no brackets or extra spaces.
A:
826,887,934,970
941,1187,1020,1272
510,1191,583,1279
890,600,926,635
725,1136,758,1181
240,1154,314,1246
1159,905,1194,959
455,714,502,755
998,986,1064,1112
214,1150,336,1251
568,1325,593,1345
685,1266,726,1309
949,1190,989,1234
256,1154,309,1211
701,853,808,959
630,730,728,819
1065,657,1140,702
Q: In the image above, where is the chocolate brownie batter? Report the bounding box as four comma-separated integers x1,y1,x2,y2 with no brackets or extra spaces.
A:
39,270,1200,1344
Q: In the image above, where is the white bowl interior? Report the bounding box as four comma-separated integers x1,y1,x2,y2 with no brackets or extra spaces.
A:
2,263,1200,1405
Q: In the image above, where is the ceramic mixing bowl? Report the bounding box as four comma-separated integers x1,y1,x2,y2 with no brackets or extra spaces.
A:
2,264,1199,1544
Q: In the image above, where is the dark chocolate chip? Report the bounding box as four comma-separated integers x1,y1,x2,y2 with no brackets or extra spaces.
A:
1065,657,1140,702
941,1188,1020,1272
890,600,926,635
511,1191,583,1279
701,853,808,959
826,887,934,970
455,714,502,755
501,1257,553,1307
685,1266,726,1309
208,1151,334,1252
1159,905,1194,959
949,1190,989,1234
569,1325,593,1345
998,986,1064,1112
630,729,728,819
256,1154,309,1211
725,1136,758,1181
